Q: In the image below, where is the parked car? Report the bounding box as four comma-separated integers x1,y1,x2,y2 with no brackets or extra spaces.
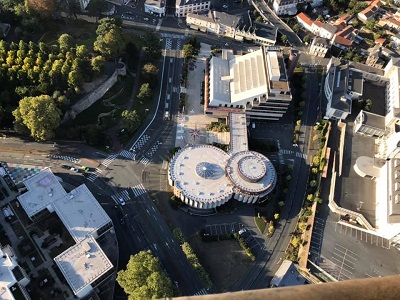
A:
238,228,247,235
61,165,70,169
70,167,79,173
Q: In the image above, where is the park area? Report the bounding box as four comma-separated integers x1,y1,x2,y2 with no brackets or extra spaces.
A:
189,235,252,292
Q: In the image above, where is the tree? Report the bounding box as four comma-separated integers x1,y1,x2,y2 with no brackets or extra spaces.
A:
307,194,314,201
25,0,57,18
117,251,174,300
87,0,107,20
316,15,323,21
58,34,75,53
293,23,301,32
137,83,152,102
365,18,377,30
91,55,105,73
67,70,82,88
280,35,288,45
141,31,162,62
309,180,318,187
12,95,61,141
182,43,195,59
94,27,125,59
141,63,158,87
76,45,90,59
121,110,141,133
303,35,311,44
256,16,263,23
274,213,280,220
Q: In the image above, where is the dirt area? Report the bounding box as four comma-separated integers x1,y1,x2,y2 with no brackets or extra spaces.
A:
189,235,252,292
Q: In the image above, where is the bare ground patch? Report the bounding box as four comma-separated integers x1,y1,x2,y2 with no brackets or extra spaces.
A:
189,234,252,292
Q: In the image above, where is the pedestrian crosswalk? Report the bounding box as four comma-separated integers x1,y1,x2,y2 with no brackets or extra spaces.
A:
279,149,294,155
139,157,150,165
166,38,172,50
193,289,208,295
86,168,103,182
111,189,131,203
101,154,118,167
296,152,308,159
146,141,162,157
131,184,146,197
131,134,150,152
119,150,136,160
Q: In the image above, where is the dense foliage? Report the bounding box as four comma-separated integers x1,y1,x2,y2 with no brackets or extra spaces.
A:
0,36,100,129
117,251,174,300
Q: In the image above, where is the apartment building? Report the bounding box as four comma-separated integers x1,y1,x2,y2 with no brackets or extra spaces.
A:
175,0,210,17
273,0,305,16
309,37,330,58
186,12,277,45
144,0,166,16
324,58,363,120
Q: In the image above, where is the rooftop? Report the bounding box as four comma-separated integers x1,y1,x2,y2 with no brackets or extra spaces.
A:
176,0,209,7
213,11,241,28
0,253,17,300
230,49,268,103
209,56,231,103
170,145,233,204
270,260,306,287
145,0,165,8
54,235,113,296
18,169,67,217
229,113,249,153
53,185,112,243
253,23,277,42
297,12,312,27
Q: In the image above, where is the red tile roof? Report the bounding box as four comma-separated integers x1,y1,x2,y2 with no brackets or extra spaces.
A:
296,12,312,27
376,37,386,45
313,21,323,28
337,25,353,37
334,35,353,47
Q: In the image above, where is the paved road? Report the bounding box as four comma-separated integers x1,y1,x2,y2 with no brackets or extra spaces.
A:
252,0,303,49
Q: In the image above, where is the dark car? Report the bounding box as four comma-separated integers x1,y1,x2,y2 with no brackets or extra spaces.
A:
61,165,70,170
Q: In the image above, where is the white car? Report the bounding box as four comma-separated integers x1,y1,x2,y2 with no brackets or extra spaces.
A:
118,198,126,206
238,228,247,235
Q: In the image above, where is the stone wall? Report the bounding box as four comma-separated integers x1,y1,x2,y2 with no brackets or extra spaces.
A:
61,62,126,124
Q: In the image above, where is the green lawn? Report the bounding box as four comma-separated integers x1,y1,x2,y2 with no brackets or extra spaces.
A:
255,215,266,234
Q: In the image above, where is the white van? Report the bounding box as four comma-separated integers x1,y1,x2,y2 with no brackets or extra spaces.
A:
167,94,171,101
165,103,169,110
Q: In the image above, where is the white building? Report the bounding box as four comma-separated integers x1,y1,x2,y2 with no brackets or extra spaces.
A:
144,0,166,16
175,0,210,17
0,248,30,300
17,169,114,299
324,58,363,120
273,0,305,16
205,47,291,121
309,37,329,57
186,12,277,45
168,113,277,209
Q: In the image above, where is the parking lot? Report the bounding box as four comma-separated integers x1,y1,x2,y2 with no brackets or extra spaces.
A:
309,216,325,258
204,223,243,235
204,223,266,252
335,222,391,249
330,244,358,280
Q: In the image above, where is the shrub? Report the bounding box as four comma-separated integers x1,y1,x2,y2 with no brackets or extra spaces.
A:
173,228,185,244
274,213,280,220
278,201,285,207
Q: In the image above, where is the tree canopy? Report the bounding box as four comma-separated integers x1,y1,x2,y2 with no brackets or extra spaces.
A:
121,110,141,133
94,18,125,59
141,63,158,87
25,0,58,18
13,95,61,141
0,37,100,129
137,83,152,102
141,31,162,62
117,251,174,300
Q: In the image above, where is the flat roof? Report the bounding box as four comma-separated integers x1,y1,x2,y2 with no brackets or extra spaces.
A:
145,0,165,7
0,254,17,300
213,11,240,27
360,111,386,130
348,69,363,95
227,151,276,194
254,23,277,42
170,145,232,204
209,56,231,103
270,260,306,287
229,113,249,153
54,235,113,296
230,49,268,103
53,185,112,243
18,168,67,217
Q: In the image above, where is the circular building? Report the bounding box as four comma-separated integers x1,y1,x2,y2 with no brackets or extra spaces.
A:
168,145,277,209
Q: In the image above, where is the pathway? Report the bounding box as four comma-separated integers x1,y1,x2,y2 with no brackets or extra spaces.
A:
104,48,145,151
